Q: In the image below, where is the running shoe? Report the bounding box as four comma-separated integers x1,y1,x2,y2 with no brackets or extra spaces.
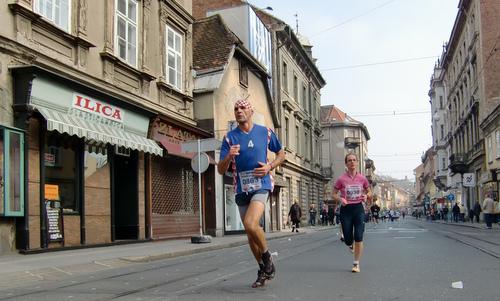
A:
349,245,354,253
263,260,275,279
252,265,266,288
351,264,360,273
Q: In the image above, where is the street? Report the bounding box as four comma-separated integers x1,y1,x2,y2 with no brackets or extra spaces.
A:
1,219,499,301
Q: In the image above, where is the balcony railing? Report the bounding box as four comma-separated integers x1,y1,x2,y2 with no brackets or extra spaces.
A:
345,136,361,148
466,141,484,163
449,153,467,174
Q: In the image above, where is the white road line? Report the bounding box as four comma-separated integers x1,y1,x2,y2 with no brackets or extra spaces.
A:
51,267,73,275
393,237,416,239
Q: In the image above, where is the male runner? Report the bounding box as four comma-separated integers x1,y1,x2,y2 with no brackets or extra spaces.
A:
218,98,285,287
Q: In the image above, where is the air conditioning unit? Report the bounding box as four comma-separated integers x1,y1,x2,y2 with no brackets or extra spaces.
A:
115,145,130,157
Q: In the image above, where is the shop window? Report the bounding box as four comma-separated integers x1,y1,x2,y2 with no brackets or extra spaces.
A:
0,127,25,217
84,151,108,181
33,0,71,32
45,133,80,214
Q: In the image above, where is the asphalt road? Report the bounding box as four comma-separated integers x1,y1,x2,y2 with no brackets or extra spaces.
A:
1,219,499,301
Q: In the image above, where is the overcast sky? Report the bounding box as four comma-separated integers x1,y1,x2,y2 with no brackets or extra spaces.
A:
249,0,459,180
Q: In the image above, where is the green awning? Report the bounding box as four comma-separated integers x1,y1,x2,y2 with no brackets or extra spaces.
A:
36,106,163,156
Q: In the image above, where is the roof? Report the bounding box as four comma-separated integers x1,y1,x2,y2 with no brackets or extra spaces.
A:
320,105,359,124
193,15,240,73
320,105,370,140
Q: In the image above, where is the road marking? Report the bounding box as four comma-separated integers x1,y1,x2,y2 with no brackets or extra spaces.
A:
393,236,416,239
51,267,73,275
93,261,112,268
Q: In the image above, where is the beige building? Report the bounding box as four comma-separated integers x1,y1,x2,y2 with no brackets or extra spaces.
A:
0,0,211,254
320,105,371,203
192,14,280,234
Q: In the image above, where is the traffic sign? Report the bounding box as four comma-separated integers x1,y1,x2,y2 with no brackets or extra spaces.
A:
191,152,209,173
181,138,221,153
447,194,455,201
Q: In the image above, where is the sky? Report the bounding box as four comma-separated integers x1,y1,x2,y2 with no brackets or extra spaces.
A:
249,0,459,180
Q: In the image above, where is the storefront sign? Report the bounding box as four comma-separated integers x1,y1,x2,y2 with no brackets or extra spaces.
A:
45,201,64,242
67,94,125,130
153,121,197,142
44,153,56,167
44,184,60,201
152,120,199,156
463,173,476,187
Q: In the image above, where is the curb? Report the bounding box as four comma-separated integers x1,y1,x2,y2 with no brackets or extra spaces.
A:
119,229,333,263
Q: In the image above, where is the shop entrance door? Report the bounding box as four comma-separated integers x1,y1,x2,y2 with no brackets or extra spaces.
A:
112,150,139,240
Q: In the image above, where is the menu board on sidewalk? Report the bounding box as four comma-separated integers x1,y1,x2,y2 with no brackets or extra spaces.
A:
46,202,64,242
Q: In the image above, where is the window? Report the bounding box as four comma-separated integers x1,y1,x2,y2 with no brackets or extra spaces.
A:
115,0,138,67
297,180,302,204
302,85,307,110
293,75,298,101
487,135,493,163
166,25,183,90
239,60,248,87
282,61,288,92
439,96,443,109
45,132,80,214
284,117,289,148
496,130,500,159
305,130,309,160
34,0,71,32
440,124,444,140
442,158,446,170
295,125,300,154
0,128,25,217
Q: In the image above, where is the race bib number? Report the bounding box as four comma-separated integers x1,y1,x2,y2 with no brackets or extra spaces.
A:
239,170,262,192
345,184,362,201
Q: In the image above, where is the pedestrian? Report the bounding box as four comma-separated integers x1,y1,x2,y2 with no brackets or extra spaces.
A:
459,204,466,222
473,200,482,223
289,201,302,232
308,204,317,226
452,202,460,223
332,152,372,273
218,98,285,288
468,208,474,223
481,192,495,229
328,205,335,225
370,200,380,225
443,206,449,222
321,203,328,226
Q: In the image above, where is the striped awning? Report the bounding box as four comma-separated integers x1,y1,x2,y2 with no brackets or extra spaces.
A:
36,106,163,156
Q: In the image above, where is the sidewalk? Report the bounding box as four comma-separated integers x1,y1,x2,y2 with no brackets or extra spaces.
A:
417,217,499,230
0,225,334,290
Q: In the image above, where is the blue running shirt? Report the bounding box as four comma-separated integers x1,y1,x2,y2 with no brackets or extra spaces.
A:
220,124,282,194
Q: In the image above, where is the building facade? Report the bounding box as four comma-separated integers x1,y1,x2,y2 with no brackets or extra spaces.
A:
320,105,371,203
0,0,211,254
192,14,279,235
428,0,500,210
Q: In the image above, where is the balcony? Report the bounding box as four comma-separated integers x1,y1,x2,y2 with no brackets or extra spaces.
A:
321,167,332,178
449,153,467,174
466,141,484,163
345,136,361,148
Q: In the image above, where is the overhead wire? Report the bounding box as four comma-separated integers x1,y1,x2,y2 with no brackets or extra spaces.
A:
320,55,439,71
310,0,399,38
